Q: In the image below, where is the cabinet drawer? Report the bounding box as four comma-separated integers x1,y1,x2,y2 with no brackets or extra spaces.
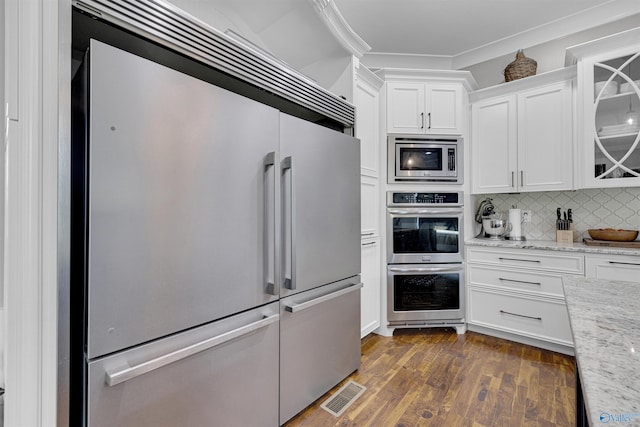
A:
467,247,584,274
585,254,640,282
468,288,573,345
468,265,565,297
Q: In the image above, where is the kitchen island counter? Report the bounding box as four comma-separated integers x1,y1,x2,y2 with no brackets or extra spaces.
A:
466,238,640,256
562,275,640,425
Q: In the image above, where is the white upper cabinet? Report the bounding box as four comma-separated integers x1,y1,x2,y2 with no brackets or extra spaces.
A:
471,69,574,194
472,95,518,193
387,82,463,135
566,27,640,188
579,46,640,188
355,68,383,178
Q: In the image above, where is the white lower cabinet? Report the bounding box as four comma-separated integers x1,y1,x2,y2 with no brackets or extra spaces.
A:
466,246,584,355
361,237,381,337
585,253,640,282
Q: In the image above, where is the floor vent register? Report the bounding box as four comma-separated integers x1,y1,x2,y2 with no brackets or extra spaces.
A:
320,380,366,417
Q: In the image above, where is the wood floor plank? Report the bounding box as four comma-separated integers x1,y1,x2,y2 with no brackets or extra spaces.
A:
284,329,576,427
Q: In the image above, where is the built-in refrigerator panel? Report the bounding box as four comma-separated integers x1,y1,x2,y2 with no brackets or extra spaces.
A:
279,113,361,297
87,301,280,427
84,40,280,359
279,279,362,424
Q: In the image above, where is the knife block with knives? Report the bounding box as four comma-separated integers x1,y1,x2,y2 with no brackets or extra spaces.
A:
556,207,574,243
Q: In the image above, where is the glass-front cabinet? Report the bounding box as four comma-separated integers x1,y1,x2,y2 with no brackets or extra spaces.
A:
580,45,640,187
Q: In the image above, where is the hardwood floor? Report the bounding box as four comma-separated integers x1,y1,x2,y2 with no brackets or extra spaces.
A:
285,329,576,427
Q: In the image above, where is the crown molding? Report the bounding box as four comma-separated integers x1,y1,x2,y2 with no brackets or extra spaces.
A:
468,65,577,103
361,52,454,71
310,0,371,58
565,26,640,65
375,68,478,92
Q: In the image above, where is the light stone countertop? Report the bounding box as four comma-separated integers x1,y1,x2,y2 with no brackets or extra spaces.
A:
562,276,640,425
465,238,640,257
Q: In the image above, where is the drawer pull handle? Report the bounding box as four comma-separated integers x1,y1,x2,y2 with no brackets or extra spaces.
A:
608,261,640,267
361,241,376,247
500,310,542,321
498,277,541,286
498,257,541,263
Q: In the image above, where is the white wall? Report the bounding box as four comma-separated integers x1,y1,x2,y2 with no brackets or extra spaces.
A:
464,14,640,88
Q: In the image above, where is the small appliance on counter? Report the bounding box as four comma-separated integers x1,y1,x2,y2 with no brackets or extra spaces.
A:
481,215,508,240
475,198,509,239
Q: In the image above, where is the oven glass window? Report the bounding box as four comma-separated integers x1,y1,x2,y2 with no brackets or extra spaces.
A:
392,217,459,253
393,273,460,311
399,147,442,171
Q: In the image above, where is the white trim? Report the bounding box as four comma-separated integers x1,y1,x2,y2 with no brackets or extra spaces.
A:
4,0,64,425
374,68,478,92
311,0,370,58
565,26,640,65
468,66,577,103
361,52,453,72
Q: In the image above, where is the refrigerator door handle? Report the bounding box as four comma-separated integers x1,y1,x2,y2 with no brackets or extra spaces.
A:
104,313,280,387
281,156,296,290
284,283,363,313
264,152,277,295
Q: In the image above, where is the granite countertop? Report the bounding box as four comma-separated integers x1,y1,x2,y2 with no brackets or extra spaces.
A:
563,276,640,425
465,238,640,256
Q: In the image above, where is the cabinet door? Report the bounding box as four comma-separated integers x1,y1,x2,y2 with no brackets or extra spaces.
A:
360,175,379,238
426,84,463,135
472,95,518,193
581,46,640,188
518,81,573,192
355,76,381,177
360,237,381,337
387,82,425,134
585,254,640,281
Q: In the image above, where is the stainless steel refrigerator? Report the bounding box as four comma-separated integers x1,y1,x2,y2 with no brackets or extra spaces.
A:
71,39,361,427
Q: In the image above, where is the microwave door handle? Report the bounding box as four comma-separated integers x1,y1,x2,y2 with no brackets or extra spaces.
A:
263,152,277,295
281,156,295,290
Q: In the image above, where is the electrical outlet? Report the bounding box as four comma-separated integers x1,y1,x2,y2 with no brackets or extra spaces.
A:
522,210,532,223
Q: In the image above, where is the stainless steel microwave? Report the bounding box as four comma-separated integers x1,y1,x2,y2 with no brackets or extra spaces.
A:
387,135,463,184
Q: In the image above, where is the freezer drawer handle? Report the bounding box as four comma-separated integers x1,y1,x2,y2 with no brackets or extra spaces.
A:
104,313,280,387
284,283,363,313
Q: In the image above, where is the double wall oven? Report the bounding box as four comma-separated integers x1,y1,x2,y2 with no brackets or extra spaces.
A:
386,192,465,332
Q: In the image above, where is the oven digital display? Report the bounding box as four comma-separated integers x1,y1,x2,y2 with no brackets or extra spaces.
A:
391,192,459,204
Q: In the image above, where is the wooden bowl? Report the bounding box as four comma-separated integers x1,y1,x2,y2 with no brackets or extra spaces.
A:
588,228,639,242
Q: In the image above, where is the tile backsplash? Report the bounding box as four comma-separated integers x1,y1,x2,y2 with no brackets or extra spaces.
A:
476,188,640,241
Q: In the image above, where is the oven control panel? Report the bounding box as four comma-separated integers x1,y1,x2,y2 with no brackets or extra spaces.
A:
387,191,463,207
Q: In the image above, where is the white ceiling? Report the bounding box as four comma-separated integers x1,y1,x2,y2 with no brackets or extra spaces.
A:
332,0,640,68
183,0,640,72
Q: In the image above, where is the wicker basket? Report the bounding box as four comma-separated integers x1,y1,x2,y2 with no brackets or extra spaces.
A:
504,50,537,82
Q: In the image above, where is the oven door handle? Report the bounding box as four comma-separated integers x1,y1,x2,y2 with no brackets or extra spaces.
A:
387,208,463,215
389,266,461,273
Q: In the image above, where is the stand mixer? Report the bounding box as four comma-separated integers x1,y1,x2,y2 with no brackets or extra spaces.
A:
474,198,508,239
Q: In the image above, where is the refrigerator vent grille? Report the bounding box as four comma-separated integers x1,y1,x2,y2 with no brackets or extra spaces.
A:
320,380,366,417
73,0,355,127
